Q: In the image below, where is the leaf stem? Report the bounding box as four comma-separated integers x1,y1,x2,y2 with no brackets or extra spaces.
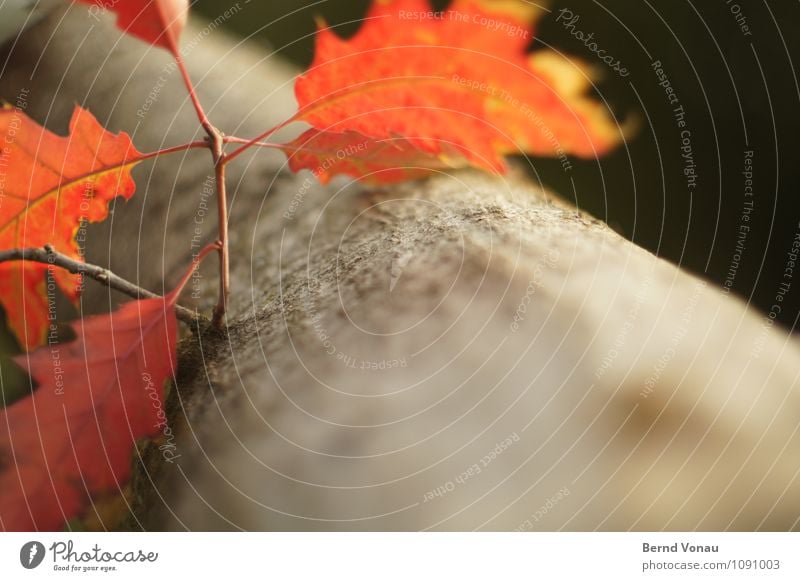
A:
172,50,215,135
140,140,209,161
169,242,222,303
223,135,368,158
223,117,298,164
0,246,205,326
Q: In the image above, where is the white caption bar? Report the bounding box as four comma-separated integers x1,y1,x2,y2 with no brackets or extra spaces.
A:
1,533,798,579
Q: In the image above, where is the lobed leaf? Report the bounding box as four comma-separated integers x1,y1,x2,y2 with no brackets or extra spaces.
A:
0,105,145,350
0,288,180,531
290,0,624,184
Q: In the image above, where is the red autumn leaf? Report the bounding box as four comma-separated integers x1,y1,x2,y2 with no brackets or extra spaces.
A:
0,105,145,350
291,0,624,183
76,0,188,54
283,128,472,185
0,283,183,531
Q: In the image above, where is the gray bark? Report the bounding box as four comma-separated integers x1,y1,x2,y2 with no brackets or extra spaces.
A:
2,5,799,531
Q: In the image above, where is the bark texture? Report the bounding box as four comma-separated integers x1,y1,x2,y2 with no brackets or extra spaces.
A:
2,6,799,531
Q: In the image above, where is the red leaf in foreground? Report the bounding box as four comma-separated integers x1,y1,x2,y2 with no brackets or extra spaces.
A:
0,105,145,350
77,0,188,54
0,287,182,531
283,128,471,185
292,0,625,183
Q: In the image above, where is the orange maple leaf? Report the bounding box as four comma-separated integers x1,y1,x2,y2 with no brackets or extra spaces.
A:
0,105,144,350
291,0,624,182
77,0,188,54
0,282,182,531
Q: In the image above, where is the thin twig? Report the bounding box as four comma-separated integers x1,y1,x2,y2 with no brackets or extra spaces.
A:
0,246,206,326
210,136,230,327
172,50,230,327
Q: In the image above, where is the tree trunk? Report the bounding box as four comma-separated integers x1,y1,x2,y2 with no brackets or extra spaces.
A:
2,5,799,531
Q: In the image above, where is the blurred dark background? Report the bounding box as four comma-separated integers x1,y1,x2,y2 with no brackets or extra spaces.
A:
2,0,799,393
191,0,800,332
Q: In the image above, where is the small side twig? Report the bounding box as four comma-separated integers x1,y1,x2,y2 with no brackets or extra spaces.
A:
0,246,205,326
